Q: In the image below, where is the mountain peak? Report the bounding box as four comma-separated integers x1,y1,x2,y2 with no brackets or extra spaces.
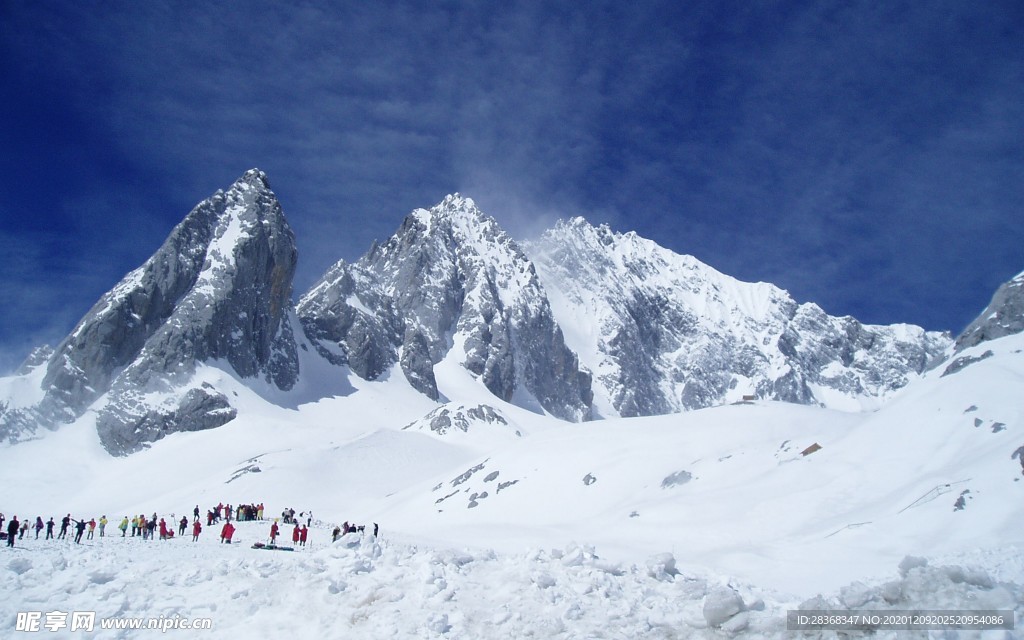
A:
438,192,476,211
0,170,301,454
238,167,271,190
528,218,950,416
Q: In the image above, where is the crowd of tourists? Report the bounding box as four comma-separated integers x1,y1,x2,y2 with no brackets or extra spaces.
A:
1,505,373,549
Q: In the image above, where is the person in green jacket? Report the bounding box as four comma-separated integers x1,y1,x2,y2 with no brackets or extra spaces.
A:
119,516,129,537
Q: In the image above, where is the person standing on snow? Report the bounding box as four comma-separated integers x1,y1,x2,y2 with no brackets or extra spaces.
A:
192,520,202,542
299,525,308,547
119,516,128,537
178,516,188,537
159,518,168,540
220,521,235,544
6,515,19,547
99,515,107,537
292,523,300,545
72,518,87,544
59,514,70,540
269,520,279,545
46,517,55,540
86,518,96,540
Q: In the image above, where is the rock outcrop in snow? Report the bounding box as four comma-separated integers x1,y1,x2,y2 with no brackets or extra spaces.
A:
525,218,951,416
955,270,1024,351
0,169,300,454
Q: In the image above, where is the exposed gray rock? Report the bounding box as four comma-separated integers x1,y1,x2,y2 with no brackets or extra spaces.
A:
97,384,237,454
955,270,1024,351
297,260,401,380
400,328,438,400
5,178,1004,458
942,350,994,377
526,218,952,416
1,169,301,454
304,194,593,421
661,470,692,488
404,404,510,436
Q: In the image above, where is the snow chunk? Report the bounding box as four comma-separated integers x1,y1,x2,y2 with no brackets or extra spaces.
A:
702,587,744,627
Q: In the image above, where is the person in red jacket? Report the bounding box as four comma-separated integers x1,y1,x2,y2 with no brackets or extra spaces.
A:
299,525,308,547
220,521,235,544
269,520,279,544
192,520,202,542
292,524,300,545
158,518,168,540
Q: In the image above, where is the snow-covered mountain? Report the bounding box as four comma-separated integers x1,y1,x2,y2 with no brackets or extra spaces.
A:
1,296,1022,637
299,194,592,421
0,168,997,457
526,218,952,416
2,170,1024,637
0,170,304,454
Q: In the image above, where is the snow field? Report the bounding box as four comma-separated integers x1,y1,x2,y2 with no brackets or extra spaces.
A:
3,522,1021,639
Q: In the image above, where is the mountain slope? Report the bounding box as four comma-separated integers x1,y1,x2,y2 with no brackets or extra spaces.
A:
0,169,303,454
371,329,1024,594
955,269,1024,351
525,218,951,417
300,194,593,421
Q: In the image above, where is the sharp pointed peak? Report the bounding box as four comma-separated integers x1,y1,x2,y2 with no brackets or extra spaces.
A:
235,168,272,191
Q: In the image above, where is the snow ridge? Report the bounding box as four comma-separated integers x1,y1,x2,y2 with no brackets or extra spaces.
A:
525,217,951,416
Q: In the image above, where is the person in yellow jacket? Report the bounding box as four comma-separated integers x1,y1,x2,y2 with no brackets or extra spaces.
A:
119,516,129,537
99,515,108,537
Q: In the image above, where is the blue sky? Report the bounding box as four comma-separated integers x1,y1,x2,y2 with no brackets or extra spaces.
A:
1,1,1022,373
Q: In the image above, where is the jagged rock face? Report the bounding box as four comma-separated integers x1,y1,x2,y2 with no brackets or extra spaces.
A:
400,327,439,400
305,194,593,421
297,260,402,381
4,174,992,458
526,218,952,416
1,169,300,454
955,271,1024,351
96,384,238,455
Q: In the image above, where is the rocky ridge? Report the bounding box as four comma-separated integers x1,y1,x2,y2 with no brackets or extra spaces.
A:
3,171,1020,456
525,218,952,416
0,170,300,454
955,270,1024,351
